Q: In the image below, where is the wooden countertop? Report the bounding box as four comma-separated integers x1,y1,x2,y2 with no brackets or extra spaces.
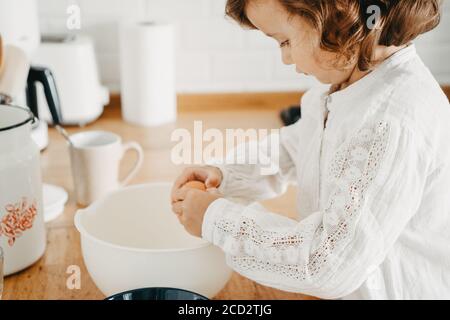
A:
3,103,316,300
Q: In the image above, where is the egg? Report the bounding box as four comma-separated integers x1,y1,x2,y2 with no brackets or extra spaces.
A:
183,181,207,191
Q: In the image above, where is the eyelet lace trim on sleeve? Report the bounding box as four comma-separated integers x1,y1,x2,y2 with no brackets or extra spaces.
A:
209,121,391,288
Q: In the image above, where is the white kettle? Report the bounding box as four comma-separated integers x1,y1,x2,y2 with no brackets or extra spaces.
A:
0,105,46,275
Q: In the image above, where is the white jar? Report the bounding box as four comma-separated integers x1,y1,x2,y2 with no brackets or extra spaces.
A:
0,105,46,276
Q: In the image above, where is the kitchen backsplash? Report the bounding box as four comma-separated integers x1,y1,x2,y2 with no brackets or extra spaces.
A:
38,0,450,93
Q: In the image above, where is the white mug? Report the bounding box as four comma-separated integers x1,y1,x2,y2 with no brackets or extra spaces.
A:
69,131,144,206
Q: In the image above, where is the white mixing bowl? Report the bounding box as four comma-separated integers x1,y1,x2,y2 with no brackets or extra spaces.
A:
74,182,232,298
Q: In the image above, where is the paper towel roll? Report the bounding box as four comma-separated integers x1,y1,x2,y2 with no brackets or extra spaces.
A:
0,46,30,100
119,21,177,127
0,0,41,59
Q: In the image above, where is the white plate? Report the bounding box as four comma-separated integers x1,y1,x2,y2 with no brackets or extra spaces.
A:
43,184,68,222
44,204,65,223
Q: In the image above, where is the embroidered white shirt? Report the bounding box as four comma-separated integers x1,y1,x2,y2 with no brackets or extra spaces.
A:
202,44,450,300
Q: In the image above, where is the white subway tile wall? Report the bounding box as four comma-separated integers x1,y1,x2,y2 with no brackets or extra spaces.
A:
38,0,450,93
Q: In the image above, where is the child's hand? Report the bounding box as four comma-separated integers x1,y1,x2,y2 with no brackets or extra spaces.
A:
171,187,223,238
171,166,223,205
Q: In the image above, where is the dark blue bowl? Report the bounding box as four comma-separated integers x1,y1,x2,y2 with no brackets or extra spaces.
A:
105,287,209,300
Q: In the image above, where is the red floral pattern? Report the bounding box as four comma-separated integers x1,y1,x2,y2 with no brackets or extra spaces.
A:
0,198,38,246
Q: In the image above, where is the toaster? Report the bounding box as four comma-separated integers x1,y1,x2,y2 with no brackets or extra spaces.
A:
32,34,109,126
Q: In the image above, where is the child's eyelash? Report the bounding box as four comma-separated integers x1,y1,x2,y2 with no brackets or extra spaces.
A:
280,40,290,48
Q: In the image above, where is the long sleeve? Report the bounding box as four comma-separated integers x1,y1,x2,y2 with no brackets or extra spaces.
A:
202,117,432,299
206,123,300,205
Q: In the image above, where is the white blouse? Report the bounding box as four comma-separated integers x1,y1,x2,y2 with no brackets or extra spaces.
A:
202,44,450,300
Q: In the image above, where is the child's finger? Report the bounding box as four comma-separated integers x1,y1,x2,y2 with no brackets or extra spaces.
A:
171,169,194,201
170,167,208,203
205,175,220,188
172,187,190,203
175,211,184,225
172,201,183,215
206,187,221,195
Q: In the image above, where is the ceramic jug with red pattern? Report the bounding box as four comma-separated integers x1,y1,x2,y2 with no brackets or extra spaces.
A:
0,105,46,276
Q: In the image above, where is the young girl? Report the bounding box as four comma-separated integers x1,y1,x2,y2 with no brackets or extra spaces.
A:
171,0,450,299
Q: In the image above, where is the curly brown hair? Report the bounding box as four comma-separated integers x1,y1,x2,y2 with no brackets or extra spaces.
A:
225,0,442,71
